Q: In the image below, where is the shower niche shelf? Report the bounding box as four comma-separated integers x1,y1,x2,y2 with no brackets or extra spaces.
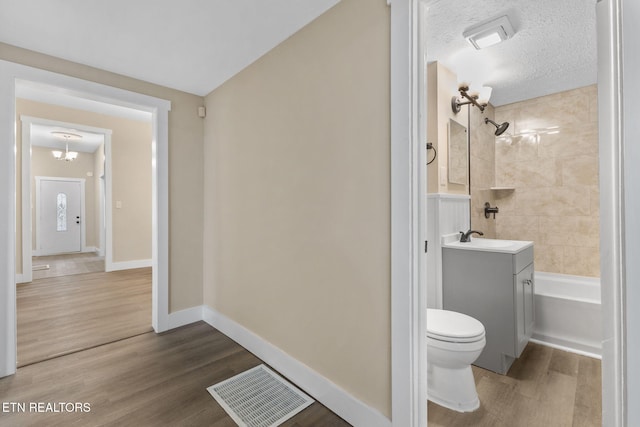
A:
490,186,515,191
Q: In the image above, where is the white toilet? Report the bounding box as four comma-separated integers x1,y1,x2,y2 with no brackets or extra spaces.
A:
427,308,486,412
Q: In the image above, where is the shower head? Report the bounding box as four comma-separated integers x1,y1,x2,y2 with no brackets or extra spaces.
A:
484,117,510,136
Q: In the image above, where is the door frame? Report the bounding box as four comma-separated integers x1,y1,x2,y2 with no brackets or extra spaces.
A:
0,60,171,378
34,176,86,256
19,116,112,283
402,0,629,424
389,0,428,425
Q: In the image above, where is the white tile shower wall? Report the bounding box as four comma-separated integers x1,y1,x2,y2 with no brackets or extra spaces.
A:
426,194,470,308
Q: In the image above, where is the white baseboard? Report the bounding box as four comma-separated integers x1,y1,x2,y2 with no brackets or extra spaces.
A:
202,306,391,427
167,306,203,330
33,247,99,256
530,334,602,359
15,274,27,284
106,259,152,272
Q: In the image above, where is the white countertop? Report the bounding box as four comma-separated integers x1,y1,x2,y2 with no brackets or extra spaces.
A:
442,237,533,254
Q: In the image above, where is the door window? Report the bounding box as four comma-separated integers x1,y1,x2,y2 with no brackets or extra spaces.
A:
56,193,67,232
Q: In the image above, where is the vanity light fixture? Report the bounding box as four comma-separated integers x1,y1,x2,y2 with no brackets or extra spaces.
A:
51,131,80,161
451,84,492,114
463,15,515,50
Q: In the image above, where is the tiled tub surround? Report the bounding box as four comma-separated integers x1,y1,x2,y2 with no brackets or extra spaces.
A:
469,104,497,239
492,85,599,277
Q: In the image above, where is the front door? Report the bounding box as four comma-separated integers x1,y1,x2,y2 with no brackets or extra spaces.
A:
38,178,82,254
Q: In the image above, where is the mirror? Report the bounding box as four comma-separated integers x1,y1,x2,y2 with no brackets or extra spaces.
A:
448,118,468,185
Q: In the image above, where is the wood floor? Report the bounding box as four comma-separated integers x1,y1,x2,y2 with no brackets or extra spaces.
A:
32,253,105,280
17,268,152,366
0,322,350,426
428,342,602,427
12,264,601,426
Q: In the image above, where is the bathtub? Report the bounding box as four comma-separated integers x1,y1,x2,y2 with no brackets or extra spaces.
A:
531,272,602,358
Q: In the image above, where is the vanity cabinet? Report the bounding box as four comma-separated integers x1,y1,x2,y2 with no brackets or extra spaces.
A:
442,245,534,374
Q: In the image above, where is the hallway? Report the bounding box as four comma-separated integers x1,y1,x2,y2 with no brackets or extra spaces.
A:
0,322,349,426
31,252,105,280
17,267,152,366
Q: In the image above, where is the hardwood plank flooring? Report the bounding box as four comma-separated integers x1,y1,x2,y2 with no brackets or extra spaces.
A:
17,268,152,367
32,253,105,280
13,268,602,426
428,343,602,427
0,322,350,427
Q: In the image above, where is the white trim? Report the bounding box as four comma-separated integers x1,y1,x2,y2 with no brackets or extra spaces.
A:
98,163,105,258
108,259,152,272
20,115,114,135
82,246,98,253
597,0,626,425
103,132,114,272
0,59,171,378
389,0,428,426
167,306,204,330
529,337,601,360
620,0,640,423
0,65,18,376
152,107,170,333
34,176,86,256
20,118,32,283
202,306,391,427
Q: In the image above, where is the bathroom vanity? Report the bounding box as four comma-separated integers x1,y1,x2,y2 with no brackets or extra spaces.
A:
442,238,534,375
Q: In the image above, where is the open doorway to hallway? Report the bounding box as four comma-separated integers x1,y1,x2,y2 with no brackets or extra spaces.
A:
15,87,154,367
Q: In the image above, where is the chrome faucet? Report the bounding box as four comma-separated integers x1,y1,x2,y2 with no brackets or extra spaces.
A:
459,229,484,242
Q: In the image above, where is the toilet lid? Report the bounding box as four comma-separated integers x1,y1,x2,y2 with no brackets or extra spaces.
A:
427,309,485,343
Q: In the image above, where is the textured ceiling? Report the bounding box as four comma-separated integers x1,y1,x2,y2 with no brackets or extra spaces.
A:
426,0,597,106
0,0,340,96
0,1,596,104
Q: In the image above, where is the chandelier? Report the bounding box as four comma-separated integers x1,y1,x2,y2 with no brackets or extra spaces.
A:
51,131,80,161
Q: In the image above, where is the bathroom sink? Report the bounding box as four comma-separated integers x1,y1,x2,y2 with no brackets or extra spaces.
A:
463,239,513,248
443,238,533,254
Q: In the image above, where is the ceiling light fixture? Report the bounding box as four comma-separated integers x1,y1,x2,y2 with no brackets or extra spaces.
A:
51,131,81,161
463,15,515,50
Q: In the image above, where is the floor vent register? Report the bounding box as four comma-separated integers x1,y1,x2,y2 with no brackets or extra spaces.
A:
207,364,314,427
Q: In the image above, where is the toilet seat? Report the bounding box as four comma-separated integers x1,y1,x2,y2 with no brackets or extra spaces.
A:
427,309,485,343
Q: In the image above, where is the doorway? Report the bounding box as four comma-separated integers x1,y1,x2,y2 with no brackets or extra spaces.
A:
15,97,155,367
414,0,625,425
19,117,111,282
0,61,172,378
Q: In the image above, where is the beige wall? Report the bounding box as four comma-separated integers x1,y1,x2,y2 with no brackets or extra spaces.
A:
3,44,204,312
494,85,600,277
427,62,469,195
203,0,391,417
30,147,99,250
17,99,152,264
